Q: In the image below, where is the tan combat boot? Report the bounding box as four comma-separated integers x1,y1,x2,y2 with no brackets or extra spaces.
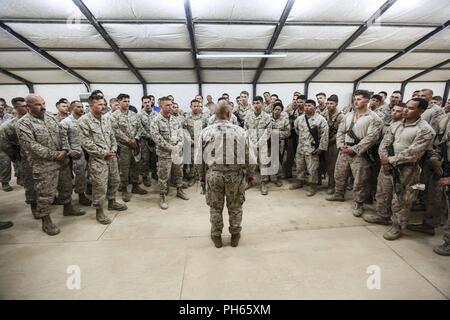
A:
383,223,402,241
96,207,112,225
289,180,304,190
260,182,268,195
63,203,86,216
326,193,344,202
42,216,60,236
108,199,127,211
231,233,241,247
211,235,223,248
132,184,148,195
306,184,317,197
176,188,189,200
78,192,92,206
160,193,168,210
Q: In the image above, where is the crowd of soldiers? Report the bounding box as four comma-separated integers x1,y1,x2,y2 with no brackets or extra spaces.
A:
0,89,449,252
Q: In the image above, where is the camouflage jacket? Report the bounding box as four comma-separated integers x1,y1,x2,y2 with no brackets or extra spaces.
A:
294,113,329,154
0,117,21,159
138,110,157,140
183,113,208,145
336,110,383,156
60,114,83,155
110,109,144,147
244,111,273,147
150,113,184,158
272,115,291,140
379,118,434,166
78,112,117,159
321,109,344,144
17,112,64,173
421,103,445,133
195,120,257,179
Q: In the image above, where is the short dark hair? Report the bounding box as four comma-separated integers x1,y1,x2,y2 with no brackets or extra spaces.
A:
297,95,307,101
191,99,200,105
371,94,383,102
141,95,150,102
392,90,403,96
253,96,264,103
316,92,326,98
397,102,407,108
160,96,171,104
263,91,270,95
148,95,155,100
378,91,388,97
11,97,25,107
92,89,103,96
70,100,82,107
273,101,284,111
218,97,226,102
56,98,68,107
354,89,371,100
305,99,317,106
432,96,443,101
89,94,104,102
271,94,279,98
327,94,338,104
117,93,130,101
222,93,229,97
409,98,428,110
240,91,249,96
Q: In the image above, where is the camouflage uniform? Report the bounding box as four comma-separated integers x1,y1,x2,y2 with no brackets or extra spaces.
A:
60,114,87,194
271,115,290,181
208,113,239,126
294,113,329,184
150,113,184,194
78,113,120,208
205,102,216,115
0,117,36,205
183,113,208,181
263,102,273,114
284,106,303,178
138,109,158,181
334,110,383,204
0,113,12,185
372,105,392,125
379,118,434,227
110,109,144,188
17,113,73,218
244,111,272,181
195,120,256,236
321,109,344,190
232,104,252,127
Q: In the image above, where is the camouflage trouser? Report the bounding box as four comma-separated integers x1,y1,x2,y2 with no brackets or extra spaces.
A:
72,156,87,194
391,165,421,228
334,152,370,204
157,156,183,193
118,145,140,187
206,170,245,236
186,145,199,180
0,151,11,183
22,158,36,206
424,173,447,227
324,143,338,188
89,157,120,208
140,139,157,178
33,164,72,218
444,210,450,244
375,169,393,218
366,161,381,202
295,152,319,184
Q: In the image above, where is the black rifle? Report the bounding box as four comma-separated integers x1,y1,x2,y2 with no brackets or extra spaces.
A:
346,128,380,164
386,143,403,196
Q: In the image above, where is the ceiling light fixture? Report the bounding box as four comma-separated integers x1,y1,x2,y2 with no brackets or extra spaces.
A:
197,54,287,59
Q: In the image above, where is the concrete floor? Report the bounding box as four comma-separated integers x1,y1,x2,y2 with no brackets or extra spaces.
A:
0,179,449,300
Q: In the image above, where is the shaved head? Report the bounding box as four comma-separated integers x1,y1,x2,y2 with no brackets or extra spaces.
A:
25,94,46,118
215,101,232,120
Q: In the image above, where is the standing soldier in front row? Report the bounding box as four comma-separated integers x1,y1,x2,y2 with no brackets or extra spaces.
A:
110,94,147,202
78,95,127,225
321,95,343,195
327,90,383,217
290,99,329,196
244,96,272,195
151,96,189,210
60,100,92,207
379,98,434,240
196,103,256,248
139,95,157,187
17,95,84,236
270,101,291,186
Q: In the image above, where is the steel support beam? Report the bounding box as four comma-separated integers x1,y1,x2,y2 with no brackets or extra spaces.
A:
72,0,146,94
252,0,296,88
443,80,450,106
0,68,34,92
184,0,202,95
304,0,397,97
354,20,450,87
0,22,91,91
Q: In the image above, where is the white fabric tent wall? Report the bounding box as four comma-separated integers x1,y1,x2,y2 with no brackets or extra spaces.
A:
35,84,87,113
0,85,30,108
403,82,448,101
256,83,303,106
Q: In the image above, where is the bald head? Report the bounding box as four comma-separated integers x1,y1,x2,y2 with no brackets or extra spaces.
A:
25,94,46,118
215,101,232,120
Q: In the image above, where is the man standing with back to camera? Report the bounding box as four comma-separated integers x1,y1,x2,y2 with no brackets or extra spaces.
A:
196,103,256,248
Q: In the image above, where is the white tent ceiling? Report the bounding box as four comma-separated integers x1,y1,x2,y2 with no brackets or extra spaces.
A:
0,0,448,87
